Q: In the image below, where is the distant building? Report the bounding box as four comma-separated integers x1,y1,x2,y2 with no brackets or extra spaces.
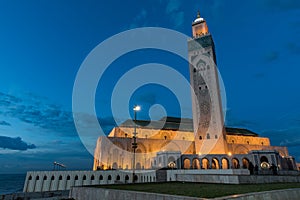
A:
93,12,298,172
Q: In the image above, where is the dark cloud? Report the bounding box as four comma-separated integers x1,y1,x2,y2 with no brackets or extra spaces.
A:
286,43,300,55
0,92,118,139
0,120,11,126
0,92,76,136
0,146,93,173
0,136,36,151
263,51,279,62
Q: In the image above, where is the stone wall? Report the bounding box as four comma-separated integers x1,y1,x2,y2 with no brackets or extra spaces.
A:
23,170,156,192
170,169,300,184
69,187,203,200
69,187,300,200
214,188,300,200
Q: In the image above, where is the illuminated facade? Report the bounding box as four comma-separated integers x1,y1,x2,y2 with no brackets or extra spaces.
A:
93,13,298,172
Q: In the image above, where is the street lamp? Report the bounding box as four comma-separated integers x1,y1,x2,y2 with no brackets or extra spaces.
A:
132,105,140,183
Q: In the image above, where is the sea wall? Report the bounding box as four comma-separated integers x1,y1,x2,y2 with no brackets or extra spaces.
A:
23,170,156,192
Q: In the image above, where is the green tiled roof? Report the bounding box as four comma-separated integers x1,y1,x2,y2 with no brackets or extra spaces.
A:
119,117,259,137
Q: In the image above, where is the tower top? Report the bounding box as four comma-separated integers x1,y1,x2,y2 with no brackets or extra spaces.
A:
192,11,209,38
193,10,204,23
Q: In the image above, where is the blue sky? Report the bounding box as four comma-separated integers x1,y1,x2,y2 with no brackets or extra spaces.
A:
0,0,299,173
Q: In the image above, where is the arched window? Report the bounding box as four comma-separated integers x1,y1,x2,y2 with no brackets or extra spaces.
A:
51,176,55,180
134,175,138,181
202,158,209,169
108,175,112,180
59,175,62,180
221,158,229,169
36,176,39,180
91,175,95,180
43,175,47,180
74,175,78,180
232,158,240,169
199,136,202,140
242,158,250,169
67,175,70,180
125,175,129,181
116,175,120,180
83,175,86,180
183,158,191,169
192,158,200,169
206,133,210,139
212,158,220,169
99,175,103,180
28,175,32,180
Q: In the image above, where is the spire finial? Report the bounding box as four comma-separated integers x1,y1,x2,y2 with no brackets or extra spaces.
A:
197,10,200,18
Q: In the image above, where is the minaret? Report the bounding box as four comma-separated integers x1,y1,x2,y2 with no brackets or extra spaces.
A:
188,11,227,155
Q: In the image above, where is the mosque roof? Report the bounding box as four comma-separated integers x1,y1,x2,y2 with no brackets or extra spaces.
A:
119,117,259,137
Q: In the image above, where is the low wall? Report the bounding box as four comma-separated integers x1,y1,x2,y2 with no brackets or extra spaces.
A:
167,169,300,184
174,174,300,184
23,170,156,192
69,187,204,200
214,188,300,200
167,169,249,183
238,175,300,184
69,187,300,200
0,190,69,200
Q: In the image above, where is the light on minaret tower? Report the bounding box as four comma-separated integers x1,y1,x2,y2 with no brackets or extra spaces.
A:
192,11,209,38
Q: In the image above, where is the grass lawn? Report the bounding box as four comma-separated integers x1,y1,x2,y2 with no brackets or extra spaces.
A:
97,182,300,198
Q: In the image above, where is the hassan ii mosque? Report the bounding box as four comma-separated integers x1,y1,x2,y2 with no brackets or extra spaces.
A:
93,12,298,173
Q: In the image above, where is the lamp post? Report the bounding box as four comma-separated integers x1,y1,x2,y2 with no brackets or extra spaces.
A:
132,105,140,183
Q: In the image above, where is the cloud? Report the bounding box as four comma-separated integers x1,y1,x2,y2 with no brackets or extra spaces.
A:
128,9,148,29
165,0,184,29
263,51,279,62
0,136,36,151
166,0,181,14
170,11,184,28
0,92,76,136
280,139,300,147
260,0,300,11
0,120,11,126
286,43,300,55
